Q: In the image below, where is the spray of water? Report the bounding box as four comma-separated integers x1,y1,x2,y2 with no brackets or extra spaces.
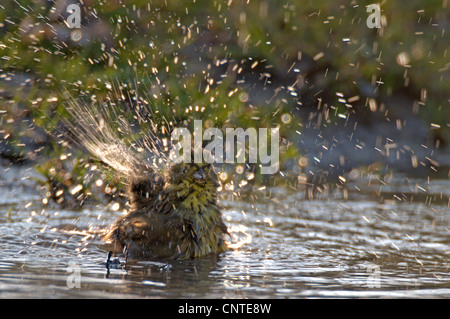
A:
55,85,172,180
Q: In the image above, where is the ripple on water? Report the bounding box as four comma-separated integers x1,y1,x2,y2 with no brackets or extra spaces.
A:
0,178,449,298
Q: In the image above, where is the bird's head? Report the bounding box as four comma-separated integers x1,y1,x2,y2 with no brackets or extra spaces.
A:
167,162,220,189
166,161,220,215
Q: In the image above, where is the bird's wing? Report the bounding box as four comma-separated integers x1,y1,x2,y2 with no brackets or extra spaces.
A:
127,174,165,211
103,210,184,256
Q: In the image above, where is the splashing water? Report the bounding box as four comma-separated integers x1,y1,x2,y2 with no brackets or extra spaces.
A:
0,166,449,298
56,86,172,178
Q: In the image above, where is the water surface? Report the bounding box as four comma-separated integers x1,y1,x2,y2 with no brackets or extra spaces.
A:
0,165,449,298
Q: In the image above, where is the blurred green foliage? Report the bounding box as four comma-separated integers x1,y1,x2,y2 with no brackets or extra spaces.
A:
0,0,448,202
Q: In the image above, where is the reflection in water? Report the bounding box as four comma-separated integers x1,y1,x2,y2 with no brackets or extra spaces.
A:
227,224,253,250
0,174,449,298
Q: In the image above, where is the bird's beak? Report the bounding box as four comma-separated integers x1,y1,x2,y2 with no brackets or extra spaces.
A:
192,168,206,180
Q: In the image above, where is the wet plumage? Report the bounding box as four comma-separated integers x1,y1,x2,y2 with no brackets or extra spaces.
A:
103,161,228,259
60,99,228,260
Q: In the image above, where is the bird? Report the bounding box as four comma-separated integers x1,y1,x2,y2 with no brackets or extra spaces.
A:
59,96,228,260
103,159,228,260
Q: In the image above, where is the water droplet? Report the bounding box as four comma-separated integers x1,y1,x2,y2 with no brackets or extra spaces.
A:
281,113,292,124
70,29,83,42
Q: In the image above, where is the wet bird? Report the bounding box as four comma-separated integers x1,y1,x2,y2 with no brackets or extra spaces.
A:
103,160,228,259
60,98,228,259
